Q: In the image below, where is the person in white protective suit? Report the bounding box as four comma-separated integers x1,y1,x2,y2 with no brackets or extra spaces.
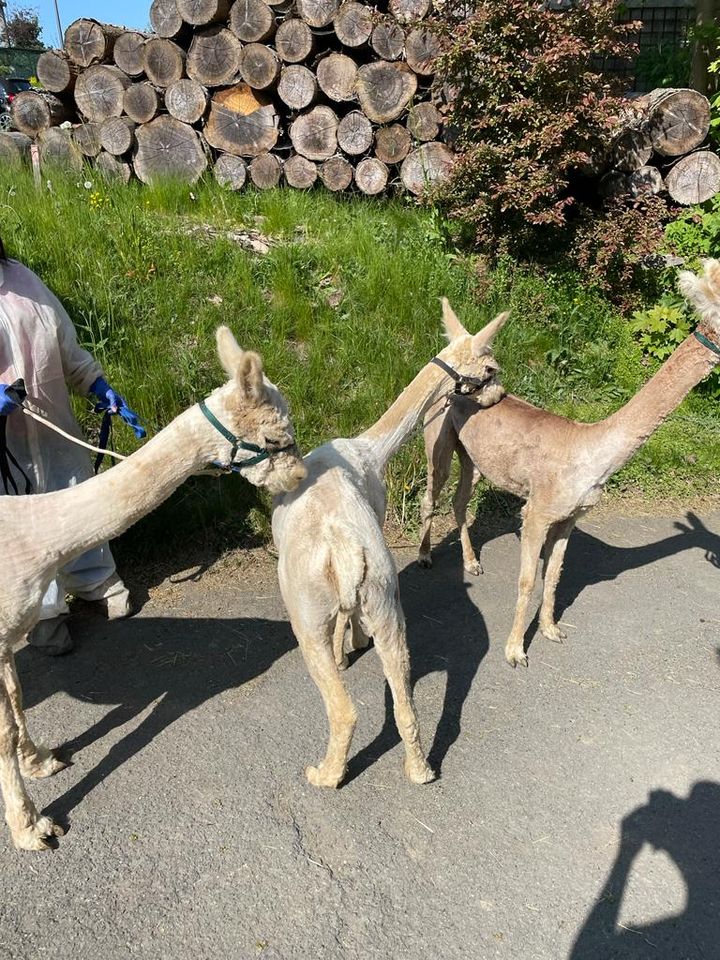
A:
0,237,144,655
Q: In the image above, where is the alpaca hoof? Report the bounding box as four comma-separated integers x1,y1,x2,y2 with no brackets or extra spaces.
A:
21,746,68,779
506,647,528,668
464,560,483,577
12,816,64,852
305,764,343,789
417,553,432,570
540,623,567,644
335,655,349,672
405,759,436,784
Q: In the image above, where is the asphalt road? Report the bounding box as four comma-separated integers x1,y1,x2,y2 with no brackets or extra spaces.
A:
1,509,718,960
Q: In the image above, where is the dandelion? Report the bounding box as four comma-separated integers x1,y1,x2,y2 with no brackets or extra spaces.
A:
46,180,52,192
84,181,93,190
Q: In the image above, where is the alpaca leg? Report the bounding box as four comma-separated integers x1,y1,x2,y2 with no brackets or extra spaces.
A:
505,507,551,668
0,671,63,851
2,650,66,779
298,629,358,788
454,445,483,576
539,518,576,643
332,614,349,671
418,420,454,569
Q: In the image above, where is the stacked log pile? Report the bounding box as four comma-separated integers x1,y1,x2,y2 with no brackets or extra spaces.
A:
5,3,454,195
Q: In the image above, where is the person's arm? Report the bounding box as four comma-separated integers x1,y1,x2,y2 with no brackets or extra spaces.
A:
47,289,103,397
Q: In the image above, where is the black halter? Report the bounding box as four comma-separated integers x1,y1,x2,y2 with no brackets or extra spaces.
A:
431,357,494,395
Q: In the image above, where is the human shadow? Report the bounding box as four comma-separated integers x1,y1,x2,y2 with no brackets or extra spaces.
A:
569,782,720,959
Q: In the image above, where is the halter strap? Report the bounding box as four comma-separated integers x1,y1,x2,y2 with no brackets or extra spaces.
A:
198,400,271,469
431,356,492,394
694,330,720,358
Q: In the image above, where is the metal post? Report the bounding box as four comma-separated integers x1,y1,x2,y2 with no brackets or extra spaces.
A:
52,0,63,47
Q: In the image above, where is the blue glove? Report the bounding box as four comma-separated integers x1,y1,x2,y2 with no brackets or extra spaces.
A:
89,376,146,440
0,382,22,416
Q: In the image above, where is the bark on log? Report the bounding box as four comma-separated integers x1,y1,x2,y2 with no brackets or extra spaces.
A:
187,27,242,86
319,155,353,191
646,88,711,157
37,128,83,172
598,171,628,200
143,38,186,87
284,152,317,188
296,0,340,28
99,116,136,155
628,165,664,198
149,0,185,38
275,19,314,63
405,28,441,77
611,123,653,172
400,142,454,195
278,65,318,110
333,2,373,48
375,123,410,164
316,53,357,102
214,153,248,189
355,156,389,194
355,62,417,124
407,101,440,142
11,91,70,136
0,131,31,165
133,115,208,183
204,83,280,156
176,0,232,25
290,105,338,160
370,22,405,62
64,19,124,67
665,150,720,204
388,0,430,23
230,0,276,43
73,121,103,156
124,82,163,123
96,150,132,182
113,31,150,77
240,43,281,90
165,79,209,123
36,50,79,94
337,109,373,155
249,151,282,187
74,65,131,122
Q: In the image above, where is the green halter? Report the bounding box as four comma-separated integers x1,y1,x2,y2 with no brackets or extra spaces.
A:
198,400,272,469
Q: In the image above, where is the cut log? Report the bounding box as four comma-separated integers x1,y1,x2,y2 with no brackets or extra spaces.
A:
124,82,163,123
407,101,440,142
11,91,70,136
133,115,208,184
187,27,242,86
113,31,150,77
149,0,185,38
64,19,124,68
73,121,103,156
96,150,132,182
388,0,430,24
665,151,720,204
296,0,339,28
204,83,280,156
400,142,455,195
334,2,373,48
355,156,388,194
370,22,405,62
230,0,276,43
176,0,232,25
337,109,373,155
316,52,357,102
74,65,131,122
611,125,653,172
290,105,338,160
375,123,411,164
0,131,31,165
240,43,281,90
214,153,248,189
646,88,711,157
284,153,317,188
319,155,353,191
405,28,440,77
249,151,282,188
628,165,664,198
598,171,629,200
278,65,318,110
143,38,186,87
37,128,83,172
36,50,79,94
356,61,417,124
99,116,136,155
275,19,314,63
165,79,209,123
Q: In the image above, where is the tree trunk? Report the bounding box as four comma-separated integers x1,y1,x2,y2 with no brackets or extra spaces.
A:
143,38,186,87
646,88,711,157
165,79,209,123
665,150,720,204
230,0,276,43
37,128,83,172
337,109,373,155
204,83,280,156
96,150,133,182
187,27,243,86
405,28,441,77
334,2,373,48
99,116,136,155
296,0,339,28
690,0,718,95
275,19,314,63
407,101,440,142
316,52,357,102
214,153,248,189
240,43,281,90
319,155,353,190
176,0,232,25
36,50,79,94
284,152,317,188
374,123,410,163
278,65,318,110
290,105,339,160
113,31,150,78
249,151,283,187
370,21,405,62
389,0,430,23
74,65,131,122
133,115,208,183
64,18,124,67
11,91,71,136
354,156,388,194
0,131,31,166
400,142,454,195
124,82,163,123
355,61,417,123
73,121,103,156
149,0,185,39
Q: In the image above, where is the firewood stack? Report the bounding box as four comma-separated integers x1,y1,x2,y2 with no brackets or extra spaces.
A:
5,2,455,195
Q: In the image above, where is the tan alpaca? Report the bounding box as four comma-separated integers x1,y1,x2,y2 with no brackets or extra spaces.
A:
0,327,306,851
419,259,720,667
272,304,507,789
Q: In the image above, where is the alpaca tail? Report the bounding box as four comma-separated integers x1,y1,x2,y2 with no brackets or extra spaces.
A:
679,258,720,337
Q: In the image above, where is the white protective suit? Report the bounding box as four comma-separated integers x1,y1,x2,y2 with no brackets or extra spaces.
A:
0,257,123,619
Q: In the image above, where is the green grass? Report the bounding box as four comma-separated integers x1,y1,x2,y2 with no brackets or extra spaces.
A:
1,168,718,558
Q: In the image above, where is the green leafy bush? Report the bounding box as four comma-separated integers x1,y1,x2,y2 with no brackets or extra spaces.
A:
665,194,720,265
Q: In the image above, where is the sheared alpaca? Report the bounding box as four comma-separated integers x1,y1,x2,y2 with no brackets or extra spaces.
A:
272,303,507,789
418,260,720,667
0,328,306,850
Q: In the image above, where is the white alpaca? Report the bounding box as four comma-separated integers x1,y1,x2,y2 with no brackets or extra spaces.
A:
272,304,508,789
0,327,306,851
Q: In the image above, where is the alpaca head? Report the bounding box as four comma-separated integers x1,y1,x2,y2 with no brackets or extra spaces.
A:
212,327,307,494
679,258,720,342
435,298,508,408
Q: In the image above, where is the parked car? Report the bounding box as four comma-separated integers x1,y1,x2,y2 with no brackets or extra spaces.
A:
0,77,33,131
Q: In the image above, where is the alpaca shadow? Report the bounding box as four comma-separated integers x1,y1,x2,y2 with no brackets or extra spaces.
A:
16,611,296,825
569,782,720,959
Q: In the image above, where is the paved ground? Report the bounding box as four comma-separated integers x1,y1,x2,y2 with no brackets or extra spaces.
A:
1,509,719,960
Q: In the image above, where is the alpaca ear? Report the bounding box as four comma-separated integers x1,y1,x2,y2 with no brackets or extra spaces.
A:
216,326,244,379
441,298,468,340
472,311,510,355
237,351,265,400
